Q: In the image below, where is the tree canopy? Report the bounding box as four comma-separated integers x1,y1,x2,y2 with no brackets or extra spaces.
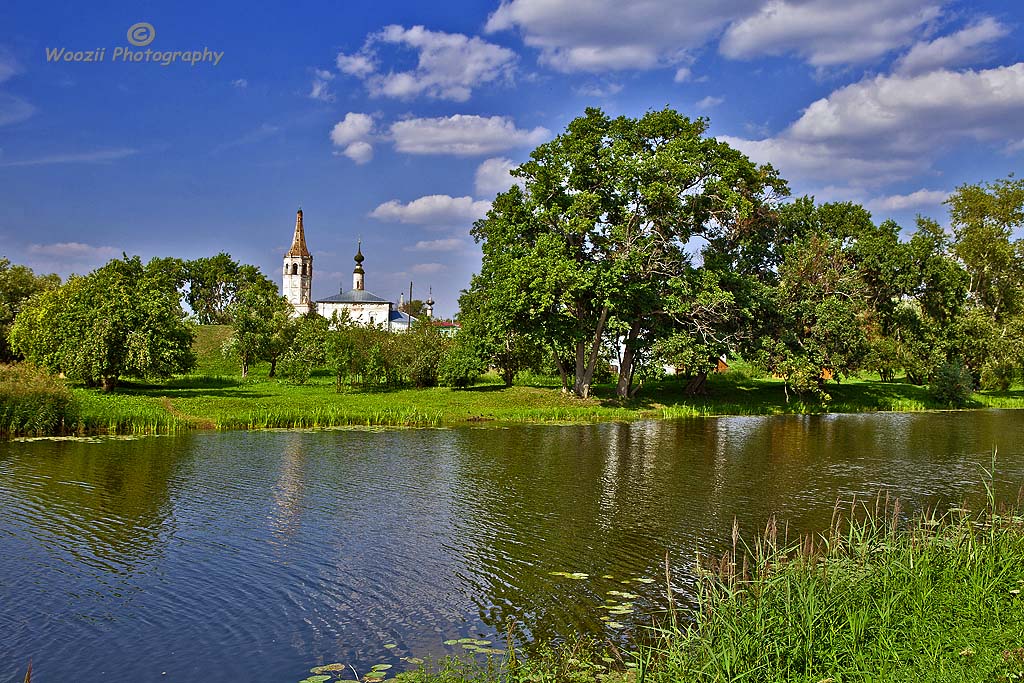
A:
9,255,195,389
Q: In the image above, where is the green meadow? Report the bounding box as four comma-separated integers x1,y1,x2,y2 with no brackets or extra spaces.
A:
5,324,1024,437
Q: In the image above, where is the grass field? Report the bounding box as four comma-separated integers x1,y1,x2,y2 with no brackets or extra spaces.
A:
8,324,1024,437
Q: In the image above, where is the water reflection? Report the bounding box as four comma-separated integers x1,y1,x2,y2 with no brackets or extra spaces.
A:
0,411,1022,683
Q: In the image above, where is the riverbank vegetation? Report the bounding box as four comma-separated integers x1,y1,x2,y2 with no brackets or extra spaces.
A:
365,492,1024,683
4,109,1024,431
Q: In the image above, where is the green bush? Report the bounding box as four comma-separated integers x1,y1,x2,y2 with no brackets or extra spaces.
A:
0,363,77,435
928,358,974,407
439,335,485,389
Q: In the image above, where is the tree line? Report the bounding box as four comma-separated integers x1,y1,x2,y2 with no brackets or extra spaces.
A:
3,107,1023,402
458,107,1024,403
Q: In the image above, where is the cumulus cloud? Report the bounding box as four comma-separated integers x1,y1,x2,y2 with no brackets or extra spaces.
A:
867,189,949,212
330,113,376,164
474,157,525,195
370,195,491,225
723,63,1024,185
485,0,759,72
309,68,335,102
335,25,517,102
720,0,942,67
894,17,1008,76
336,52,376,77
696,95,724,109
407,238,467,252
390,115,549,156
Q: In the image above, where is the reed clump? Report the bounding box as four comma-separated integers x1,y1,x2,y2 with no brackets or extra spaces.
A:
659,489,1024,682
0,363,77,436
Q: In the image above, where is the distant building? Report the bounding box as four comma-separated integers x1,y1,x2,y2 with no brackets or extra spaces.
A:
281,209,424,331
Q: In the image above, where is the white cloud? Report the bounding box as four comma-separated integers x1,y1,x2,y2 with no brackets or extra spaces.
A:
720,0,942,67
674,67,692,83
407,238,467,251
411,262,445,274
309,68,335,102
231,78,248,89
370,195,491,225
573,81,623,97
894,17,1008,76
696,95,724,109
485,0,759,72
724,63,1024,185
867,189,949,211
789,64,1024,147
27,242,119,263
330,113,376,163
721,135,920,184
0,148,138,167
342,141,374,164
337,52,376,77
0,49,19,84
0,93,33,127
390,115,549,156
474,157,525,195
336,25,517,102
330,113,375,146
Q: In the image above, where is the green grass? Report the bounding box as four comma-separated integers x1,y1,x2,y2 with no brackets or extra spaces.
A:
6,325,1024,437
354,489,1024,683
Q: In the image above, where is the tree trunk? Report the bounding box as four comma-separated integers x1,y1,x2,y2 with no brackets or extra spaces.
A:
573,306,609,399
241,360,248,378
552,350,570,394
269,358,277,378
683,371,708,396
615,323,641,399
101,376,118,392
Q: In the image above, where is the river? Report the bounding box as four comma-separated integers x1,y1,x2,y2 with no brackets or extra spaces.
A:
2,411,1022,682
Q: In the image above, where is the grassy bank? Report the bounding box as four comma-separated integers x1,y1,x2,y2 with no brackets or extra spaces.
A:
5,324,1024,437
338,492,1024,683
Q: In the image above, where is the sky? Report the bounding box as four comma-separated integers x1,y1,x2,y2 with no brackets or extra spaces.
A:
1,0,1023,318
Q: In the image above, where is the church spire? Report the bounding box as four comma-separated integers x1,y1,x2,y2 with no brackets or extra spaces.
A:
285,209,310,258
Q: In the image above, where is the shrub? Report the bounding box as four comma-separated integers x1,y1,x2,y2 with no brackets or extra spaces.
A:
928,357,974,407
0,363,77,435
439,335,485,389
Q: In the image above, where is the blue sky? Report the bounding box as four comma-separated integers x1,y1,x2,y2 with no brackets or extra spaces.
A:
1,0,1022,318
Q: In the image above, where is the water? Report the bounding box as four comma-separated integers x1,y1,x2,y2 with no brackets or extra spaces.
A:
1,411,1022,682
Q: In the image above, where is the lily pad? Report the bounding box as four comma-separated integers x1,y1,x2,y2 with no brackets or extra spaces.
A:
310,663,347,674
383,643,397,649
550,571,589,580
443,639,459,646
371,664,393,671
607,622,625,629
299,676,332,683
401,657,425,665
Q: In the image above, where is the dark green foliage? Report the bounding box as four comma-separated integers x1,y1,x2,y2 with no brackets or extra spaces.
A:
0,258,60,362
223,275,292,377
184,253,263,324
9,255,195,389
0,363,76,436
439,333,486,388
929,358,975,407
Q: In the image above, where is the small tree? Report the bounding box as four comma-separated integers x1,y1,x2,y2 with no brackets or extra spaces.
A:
223,277,291,377
929,358,974,407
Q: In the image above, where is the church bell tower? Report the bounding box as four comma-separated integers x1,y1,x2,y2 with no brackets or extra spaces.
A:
283,209,313,317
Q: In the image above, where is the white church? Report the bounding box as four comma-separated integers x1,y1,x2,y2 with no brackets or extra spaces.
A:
281,209,433,331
